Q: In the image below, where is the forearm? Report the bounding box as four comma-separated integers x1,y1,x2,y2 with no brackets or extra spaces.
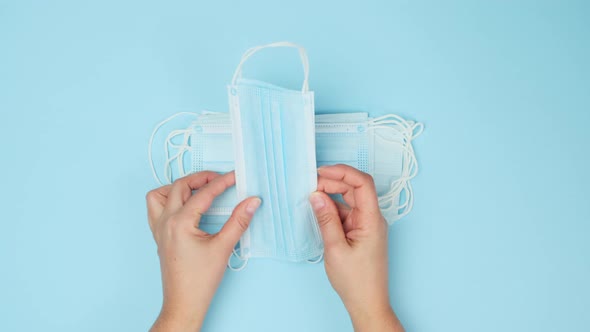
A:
150,307,205,332
348,305,404,332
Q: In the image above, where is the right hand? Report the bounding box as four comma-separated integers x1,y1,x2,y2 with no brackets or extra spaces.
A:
309,164,404,332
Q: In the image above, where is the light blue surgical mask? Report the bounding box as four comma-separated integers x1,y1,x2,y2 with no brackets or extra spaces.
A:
149,110,423,227
228,42,322,266
316,112,424,221
148,42,424,269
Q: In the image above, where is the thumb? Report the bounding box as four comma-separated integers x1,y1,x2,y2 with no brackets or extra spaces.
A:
309,192,346,249
217,196,261,249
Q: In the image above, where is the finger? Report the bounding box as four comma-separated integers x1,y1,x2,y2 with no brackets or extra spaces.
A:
317,176,356,208
334,200,352,221
309,191,347,250
216,196,261,250
317,165,380,214
179,171,236,225
335,200,356,233
146,184,172,232
165,171,221,213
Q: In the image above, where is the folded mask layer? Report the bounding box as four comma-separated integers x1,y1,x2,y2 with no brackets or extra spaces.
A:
227,42,322,262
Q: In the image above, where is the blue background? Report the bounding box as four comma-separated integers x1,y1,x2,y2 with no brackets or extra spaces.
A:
1,0,589,331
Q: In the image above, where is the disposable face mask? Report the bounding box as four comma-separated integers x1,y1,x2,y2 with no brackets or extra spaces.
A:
148,42,423,269
149,111,423,229
228,42,322,265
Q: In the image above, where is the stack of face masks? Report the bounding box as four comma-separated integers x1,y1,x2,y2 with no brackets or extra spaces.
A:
149,42,423,269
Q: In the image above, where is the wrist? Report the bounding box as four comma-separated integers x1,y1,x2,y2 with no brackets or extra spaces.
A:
347,302,403,332
151,305,205,332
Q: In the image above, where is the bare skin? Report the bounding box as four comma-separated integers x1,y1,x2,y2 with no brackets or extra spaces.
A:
311,164,404,331
147,165,403,331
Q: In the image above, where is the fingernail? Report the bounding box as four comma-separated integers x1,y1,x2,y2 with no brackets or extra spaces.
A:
246,198,261,215
309,192,325,211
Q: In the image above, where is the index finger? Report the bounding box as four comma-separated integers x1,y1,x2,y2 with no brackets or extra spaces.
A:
317,164,381,214
179,171,236,225
146,184,172,232
164,171,221,213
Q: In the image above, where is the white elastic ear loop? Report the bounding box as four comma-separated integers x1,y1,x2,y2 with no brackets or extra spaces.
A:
370,114,417,139
369,115,423,224
379,143,418,217
389,140,419,222
230,41,310,92
162,129,191,184
384,183,414,224
396,181,415,220
149,112,198,185
412,122,425,138
228,248,249,271
307,254,324,264
377,144,416,216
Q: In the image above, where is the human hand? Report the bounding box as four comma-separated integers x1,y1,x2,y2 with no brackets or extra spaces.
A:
146,171,261,332
309,164,404,332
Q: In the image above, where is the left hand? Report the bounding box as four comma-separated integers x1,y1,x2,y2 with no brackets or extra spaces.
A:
146,171,261,332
